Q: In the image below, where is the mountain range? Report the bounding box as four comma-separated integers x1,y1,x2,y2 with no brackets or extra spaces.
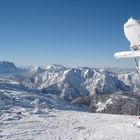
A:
0,61,140,115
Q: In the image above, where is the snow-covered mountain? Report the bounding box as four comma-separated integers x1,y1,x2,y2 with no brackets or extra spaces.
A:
0,61,140,112
0,61,20,73
0,61,138,101
20,65,131,101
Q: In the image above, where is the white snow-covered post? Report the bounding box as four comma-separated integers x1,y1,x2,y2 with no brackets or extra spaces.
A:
114,17,140,73
114,17,140,120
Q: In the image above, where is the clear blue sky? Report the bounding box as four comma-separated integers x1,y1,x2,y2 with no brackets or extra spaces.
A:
0,0,140,68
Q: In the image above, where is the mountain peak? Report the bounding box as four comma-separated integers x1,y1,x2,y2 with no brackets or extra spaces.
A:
0,61,19,73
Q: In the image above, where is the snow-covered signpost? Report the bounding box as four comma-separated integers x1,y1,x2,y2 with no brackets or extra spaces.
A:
114,17,140,122
114,17,140,73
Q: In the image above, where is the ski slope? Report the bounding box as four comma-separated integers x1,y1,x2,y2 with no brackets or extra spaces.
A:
0,110,140,140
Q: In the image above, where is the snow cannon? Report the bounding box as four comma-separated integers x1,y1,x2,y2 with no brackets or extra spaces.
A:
114,17,140,73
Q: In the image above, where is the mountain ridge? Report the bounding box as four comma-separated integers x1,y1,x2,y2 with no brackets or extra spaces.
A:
0,61,135,100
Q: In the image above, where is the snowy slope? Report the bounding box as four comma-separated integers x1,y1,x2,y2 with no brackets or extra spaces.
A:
0,110,140,140
0,82,139,140
0,89,85,115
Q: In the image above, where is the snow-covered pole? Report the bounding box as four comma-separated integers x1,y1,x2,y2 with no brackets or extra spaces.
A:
134,58,140,74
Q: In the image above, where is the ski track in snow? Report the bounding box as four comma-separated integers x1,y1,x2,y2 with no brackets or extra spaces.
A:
0,110,140,140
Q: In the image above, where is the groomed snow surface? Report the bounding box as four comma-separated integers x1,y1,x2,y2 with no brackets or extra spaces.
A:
0,110,140,140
